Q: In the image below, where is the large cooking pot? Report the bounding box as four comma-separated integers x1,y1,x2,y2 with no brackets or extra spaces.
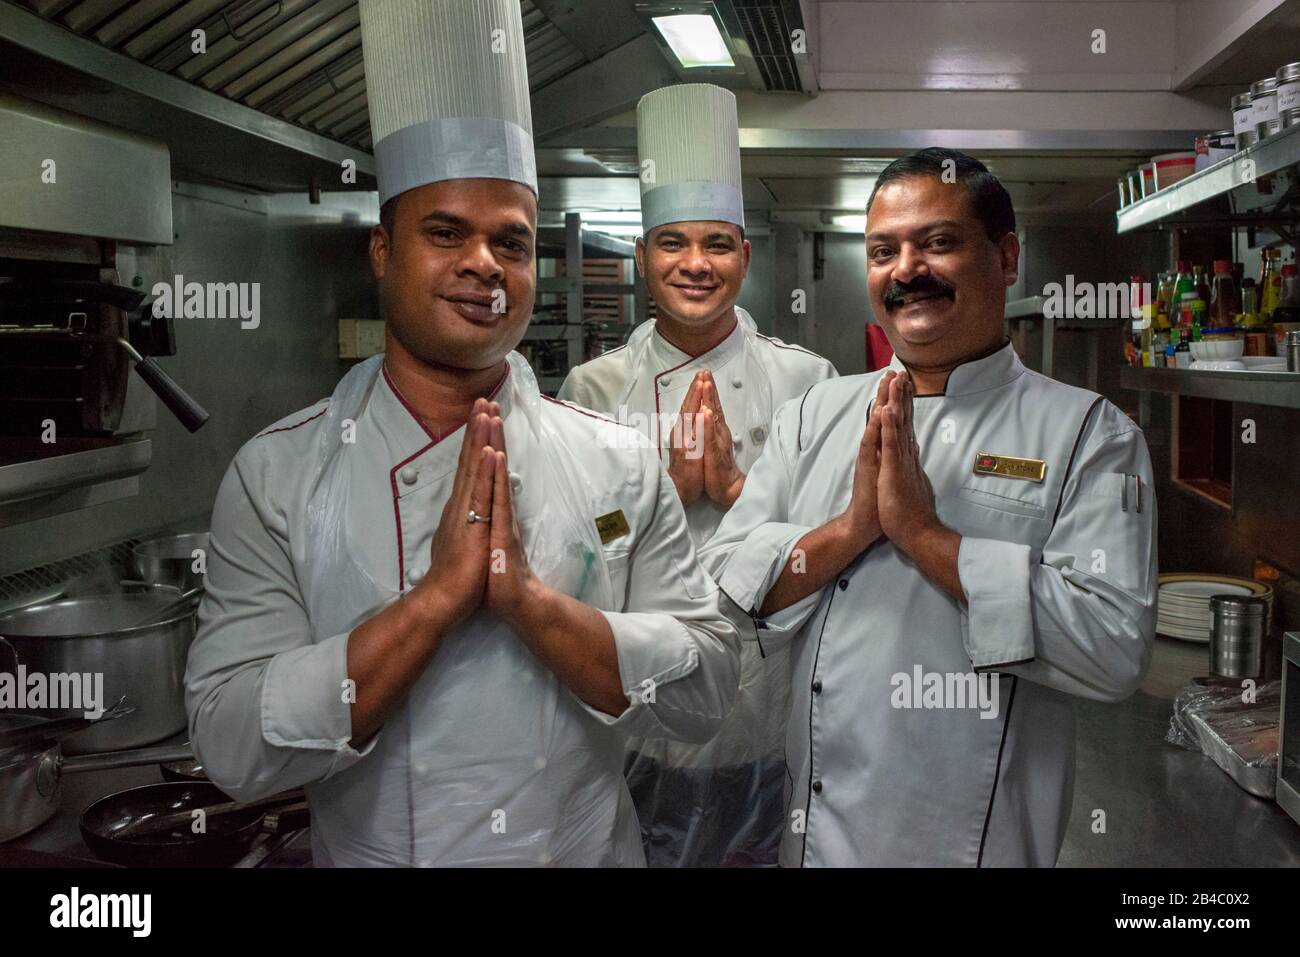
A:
132,532,209,592
0,593,197,754
0,709,193,843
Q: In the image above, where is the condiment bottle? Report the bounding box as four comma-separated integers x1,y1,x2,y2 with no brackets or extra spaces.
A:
1194,264,1212,303
1260,246,1282,318
1210,259,1240,326
1156,271,1174,329
1171,260,1196,312
1274,263,1300,324
1241,277,1259,319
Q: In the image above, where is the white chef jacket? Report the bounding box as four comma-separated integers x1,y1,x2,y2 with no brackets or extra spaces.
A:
185,353,741,867
558,307,837,547
558,308,836,865
700,341,1157,867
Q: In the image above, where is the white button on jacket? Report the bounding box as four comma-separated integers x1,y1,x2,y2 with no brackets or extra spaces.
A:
701,343,1158,867
184,353,742,867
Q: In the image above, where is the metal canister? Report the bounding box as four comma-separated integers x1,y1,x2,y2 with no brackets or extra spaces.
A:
1287,328,1300,372
1285,107,1300,129
1276,61,1300,113
1251,76,1280,124
1232,92,1255,148
1210,595,1269,678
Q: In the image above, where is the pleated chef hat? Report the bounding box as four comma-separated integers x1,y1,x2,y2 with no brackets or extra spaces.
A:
359,0,537,207
637,84,743,233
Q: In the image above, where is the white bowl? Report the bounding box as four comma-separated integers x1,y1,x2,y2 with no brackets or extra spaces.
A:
1190,338,1245,360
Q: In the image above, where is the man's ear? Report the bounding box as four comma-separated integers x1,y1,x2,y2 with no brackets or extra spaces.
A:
999,231,1021,288
634,236,646,278
369,224,391,280
741,238,751,279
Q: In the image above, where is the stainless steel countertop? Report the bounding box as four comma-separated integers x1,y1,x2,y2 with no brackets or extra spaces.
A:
1060,637,1300,867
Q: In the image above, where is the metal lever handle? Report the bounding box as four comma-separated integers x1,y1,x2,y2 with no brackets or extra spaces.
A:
118,339,209,432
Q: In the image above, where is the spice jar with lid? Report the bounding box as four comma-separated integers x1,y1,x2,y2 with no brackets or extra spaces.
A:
1277,62,1300,112
1251,76,1280,127
1233,92,1256,148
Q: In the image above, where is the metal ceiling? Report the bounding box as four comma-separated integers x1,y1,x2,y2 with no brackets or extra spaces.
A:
14,0,590,152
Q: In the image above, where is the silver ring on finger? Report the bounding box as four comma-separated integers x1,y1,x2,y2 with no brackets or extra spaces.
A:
467,508,491,524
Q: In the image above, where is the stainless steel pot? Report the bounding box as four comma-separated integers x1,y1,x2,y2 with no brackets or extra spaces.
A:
0,711,192,843
0,593,197,754
132,531,209,592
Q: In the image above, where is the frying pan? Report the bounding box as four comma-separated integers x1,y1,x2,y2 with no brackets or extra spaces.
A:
159,759,207,782
80,783,309,868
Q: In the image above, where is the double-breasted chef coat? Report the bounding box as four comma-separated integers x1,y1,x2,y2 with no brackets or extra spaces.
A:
559,308,836,865
185,353,742,867
700,341,1157,867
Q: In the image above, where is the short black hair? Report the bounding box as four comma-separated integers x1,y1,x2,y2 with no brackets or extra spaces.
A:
866,148,1015,242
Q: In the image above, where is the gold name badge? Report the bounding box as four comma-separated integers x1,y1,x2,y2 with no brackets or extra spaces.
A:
972,452,1047,483
595,509,631,544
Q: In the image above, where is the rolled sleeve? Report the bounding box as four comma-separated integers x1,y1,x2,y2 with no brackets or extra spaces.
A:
956,405,1157,702
262,631,367,752
957,537,1034,669
712,521,811,617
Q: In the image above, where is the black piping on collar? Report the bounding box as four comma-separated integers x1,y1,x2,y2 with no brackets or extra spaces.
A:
894,336,1013,398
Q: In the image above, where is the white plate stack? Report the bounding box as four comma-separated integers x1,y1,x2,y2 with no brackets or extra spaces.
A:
1156,574,1273,643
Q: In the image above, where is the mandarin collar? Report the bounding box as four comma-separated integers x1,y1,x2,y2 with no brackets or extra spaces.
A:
887,339,1023,398
650,310,747,376
375,358,512,458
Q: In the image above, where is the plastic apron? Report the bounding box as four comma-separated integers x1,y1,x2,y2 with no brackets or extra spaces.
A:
296,353,630,866
616,311,789,867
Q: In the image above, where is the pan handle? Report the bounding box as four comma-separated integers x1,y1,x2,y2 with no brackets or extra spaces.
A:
61,743,194,775
117,340,209,433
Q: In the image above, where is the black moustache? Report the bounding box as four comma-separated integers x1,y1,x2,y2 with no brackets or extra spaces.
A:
883,280,955,311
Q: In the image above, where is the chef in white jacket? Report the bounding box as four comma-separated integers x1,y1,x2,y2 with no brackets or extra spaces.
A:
558,84,835,867
184,0,740,868
701,148,1157,867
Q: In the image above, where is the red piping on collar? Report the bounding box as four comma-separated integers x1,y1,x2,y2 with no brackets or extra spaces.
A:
652,354,699,461
256,407,326,438
542,394,617,424
381,362,510,441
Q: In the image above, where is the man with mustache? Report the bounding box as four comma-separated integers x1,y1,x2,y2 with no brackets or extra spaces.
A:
559,84,835,867
701,148,1157,866
184,0,740,867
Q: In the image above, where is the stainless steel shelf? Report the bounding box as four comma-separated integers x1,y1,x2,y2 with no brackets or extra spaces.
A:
1120,365,1300,409
1115,123,1300,233
0,436,151,528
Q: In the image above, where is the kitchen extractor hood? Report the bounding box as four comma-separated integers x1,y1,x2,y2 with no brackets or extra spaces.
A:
0,92,172,244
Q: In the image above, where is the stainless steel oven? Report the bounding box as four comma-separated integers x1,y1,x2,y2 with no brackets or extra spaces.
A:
0,92,208,530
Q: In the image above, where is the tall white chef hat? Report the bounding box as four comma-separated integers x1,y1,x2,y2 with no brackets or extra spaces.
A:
359,0,537,208
637,84,744,233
